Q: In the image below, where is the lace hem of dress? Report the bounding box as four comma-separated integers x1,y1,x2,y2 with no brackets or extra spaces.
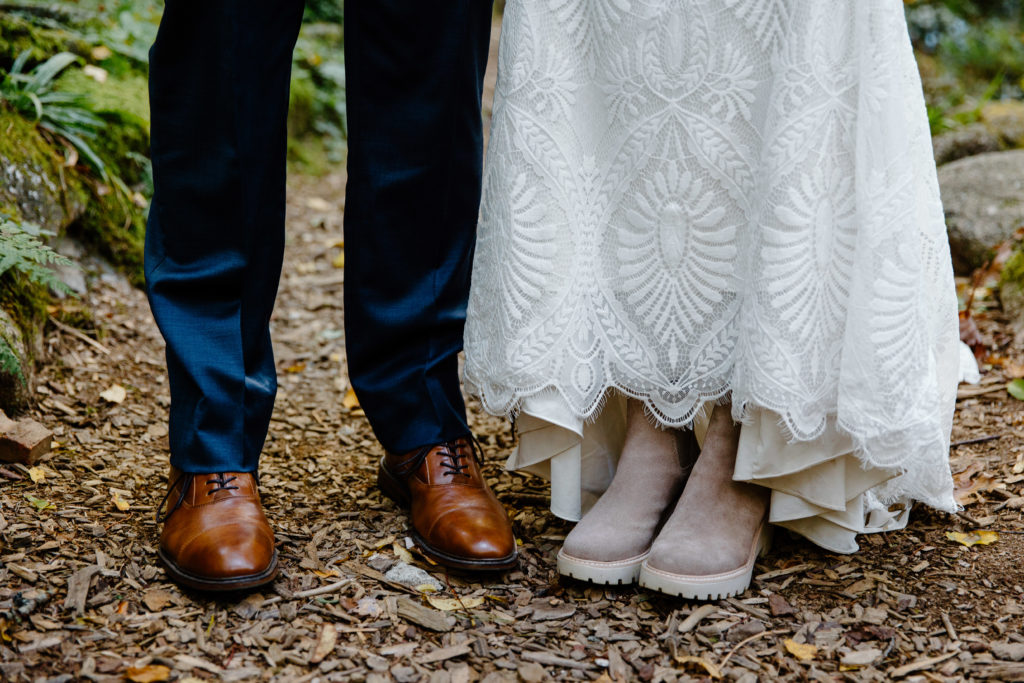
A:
466,375,958,515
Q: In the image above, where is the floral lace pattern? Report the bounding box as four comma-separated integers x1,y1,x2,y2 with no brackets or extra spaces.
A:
464,0,958,511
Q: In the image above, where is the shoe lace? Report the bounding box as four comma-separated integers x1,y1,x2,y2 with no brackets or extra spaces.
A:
156,472,190,524
156,473,242,523
438,441,471,478
206,474,238,494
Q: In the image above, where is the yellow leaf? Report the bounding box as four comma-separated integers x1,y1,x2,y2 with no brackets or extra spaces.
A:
111,491,130,512
27,467,45,484
99,384,127,403
342,388,360,410
332,250,345,269
415,583,439,594
946,530,998,547
125,664,171,683
393,542,414,565
285,362,306,374
426,595,486,611
784,639,818,661
674,655,722,679
313,568,341,578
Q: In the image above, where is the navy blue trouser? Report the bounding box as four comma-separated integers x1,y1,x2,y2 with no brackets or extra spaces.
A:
146,1,492,473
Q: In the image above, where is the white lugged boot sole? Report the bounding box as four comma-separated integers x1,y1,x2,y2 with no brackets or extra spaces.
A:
638,522,771,600
557,548,648,585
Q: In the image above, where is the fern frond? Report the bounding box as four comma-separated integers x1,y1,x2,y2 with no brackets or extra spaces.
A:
0,219,75,295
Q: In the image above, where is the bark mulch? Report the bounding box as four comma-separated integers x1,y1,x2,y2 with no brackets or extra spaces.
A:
1,170,1024,683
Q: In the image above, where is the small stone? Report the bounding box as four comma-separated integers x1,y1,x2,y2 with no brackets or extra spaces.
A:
368,552,396,573
384,562,443,592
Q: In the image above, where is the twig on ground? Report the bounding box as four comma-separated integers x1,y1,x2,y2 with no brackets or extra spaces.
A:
293,580,352,599
951,434,1002,447
48,316,110,355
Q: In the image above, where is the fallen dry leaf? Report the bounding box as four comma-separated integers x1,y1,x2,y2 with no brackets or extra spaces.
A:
342,387,360,410
784,639,818,661
99,384,127,404
111,491,130,512
393,542,415,565
332,250,345,269
305,196,332,212
309,623,337,664
125,664,171,683
946,530,999,547
83,64,108,83
27,467,45,484
142,588,174,612
426,595,486,611
674,655,722,679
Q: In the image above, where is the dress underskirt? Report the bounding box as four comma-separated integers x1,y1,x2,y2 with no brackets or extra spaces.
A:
511,390,911,554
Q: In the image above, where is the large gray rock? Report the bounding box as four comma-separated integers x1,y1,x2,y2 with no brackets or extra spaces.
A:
939,150,1024,274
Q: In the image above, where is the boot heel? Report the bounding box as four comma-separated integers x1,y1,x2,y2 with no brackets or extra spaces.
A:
377,457,410,508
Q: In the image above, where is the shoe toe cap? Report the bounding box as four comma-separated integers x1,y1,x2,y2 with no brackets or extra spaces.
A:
429,509,517,561
176,524,276,579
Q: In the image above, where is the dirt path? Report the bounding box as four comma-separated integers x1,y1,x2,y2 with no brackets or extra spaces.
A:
5,25,1024,683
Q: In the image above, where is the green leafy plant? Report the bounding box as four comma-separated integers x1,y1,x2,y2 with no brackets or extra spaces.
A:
0,334,21,382
0,220,74,294
0,50,110,179
0,219,74,385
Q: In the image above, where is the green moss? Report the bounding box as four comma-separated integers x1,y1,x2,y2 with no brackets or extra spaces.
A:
0,14,90,70
57,68,150,125
1002,247,1024,294
289,72,316,140
0,276,48,356
0,109,90,233
74,192,146,286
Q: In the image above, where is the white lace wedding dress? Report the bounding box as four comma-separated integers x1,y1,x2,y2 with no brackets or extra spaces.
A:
464,0,959,552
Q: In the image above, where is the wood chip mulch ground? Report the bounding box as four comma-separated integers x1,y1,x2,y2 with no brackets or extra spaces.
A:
2,170,1024,683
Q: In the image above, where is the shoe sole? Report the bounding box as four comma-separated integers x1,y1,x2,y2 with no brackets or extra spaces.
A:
557,549,646,585
377,457,519,572
157,548,279,592
638,523,771,600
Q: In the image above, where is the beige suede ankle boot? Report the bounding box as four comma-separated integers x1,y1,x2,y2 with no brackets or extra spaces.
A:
557,400,698,585
638,403,770,600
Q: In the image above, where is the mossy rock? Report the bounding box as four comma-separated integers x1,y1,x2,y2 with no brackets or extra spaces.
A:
72,192,146,286
0,277,47,413
0,13,90,70
981,100,1024,150
1001,245,1024,345
0,109,89,234
57,68,150,126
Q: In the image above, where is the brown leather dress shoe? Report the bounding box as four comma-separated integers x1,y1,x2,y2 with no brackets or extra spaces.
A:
378,438,518,571
158,469,278,591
